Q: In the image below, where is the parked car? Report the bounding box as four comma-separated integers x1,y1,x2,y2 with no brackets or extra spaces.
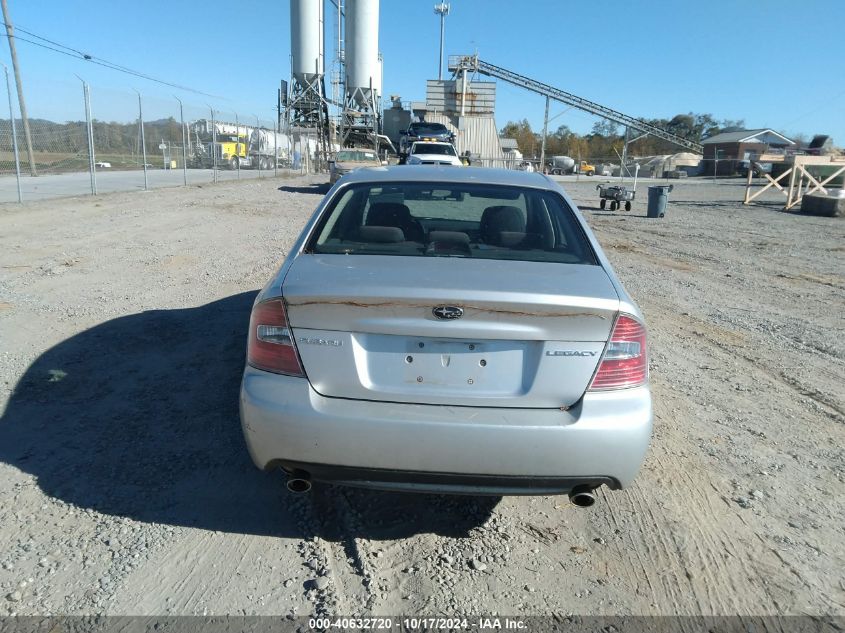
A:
329,148,381,184
240,166,652,505
405,141,463,166
399,121,455,155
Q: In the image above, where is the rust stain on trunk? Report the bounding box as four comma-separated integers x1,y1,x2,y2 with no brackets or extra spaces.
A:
285,299,608,320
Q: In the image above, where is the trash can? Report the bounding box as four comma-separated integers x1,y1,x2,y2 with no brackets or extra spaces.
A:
647,184,673,218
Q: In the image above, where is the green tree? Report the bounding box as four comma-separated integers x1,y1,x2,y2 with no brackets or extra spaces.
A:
500,119,540,157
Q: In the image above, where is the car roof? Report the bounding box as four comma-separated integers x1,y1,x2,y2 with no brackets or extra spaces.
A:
338,165,556,189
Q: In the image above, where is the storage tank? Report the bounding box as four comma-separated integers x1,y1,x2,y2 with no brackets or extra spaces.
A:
345,0,379,107
291,0,324,82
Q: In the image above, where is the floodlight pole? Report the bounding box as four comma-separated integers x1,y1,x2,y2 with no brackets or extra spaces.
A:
434,3,450,80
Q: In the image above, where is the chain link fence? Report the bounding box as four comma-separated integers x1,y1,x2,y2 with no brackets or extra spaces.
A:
0,78,323,203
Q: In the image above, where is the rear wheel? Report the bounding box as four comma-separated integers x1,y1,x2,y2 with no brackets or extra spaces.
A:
600,198,606,210
586,170,594,176
625,201,632,211
610,201,618,211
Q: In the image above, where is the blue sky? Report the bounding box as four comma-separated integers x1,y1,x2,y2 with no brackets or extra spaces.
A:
3,0,844,141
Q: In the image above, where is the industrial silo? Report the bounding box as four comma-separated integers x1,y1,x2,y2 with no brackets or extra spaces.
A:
345,0,379,107
289,0,329,170
290,0,324,82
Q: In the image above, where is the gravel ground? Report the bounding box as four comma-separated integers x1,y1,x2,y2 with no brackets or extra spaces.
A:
0,173,843,617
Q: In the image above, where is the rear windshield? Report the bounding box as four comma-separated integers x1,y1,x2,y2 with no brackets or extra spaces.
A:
308,182,597,265
336,150,378,162
411,143,456,156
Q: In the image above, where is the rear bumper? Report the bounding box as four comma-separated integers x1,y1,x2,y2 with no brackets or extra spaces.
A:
240,366,652,494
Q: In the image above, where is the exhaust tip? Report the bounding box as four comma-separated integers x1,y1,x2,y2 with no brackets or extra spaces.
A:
284,470,312,493
286,478,312,493
569,486,597,508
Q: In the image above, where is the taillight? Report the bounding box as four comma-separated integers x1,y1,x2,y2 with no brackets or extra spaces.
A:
247,299,305,377
589,314,647,390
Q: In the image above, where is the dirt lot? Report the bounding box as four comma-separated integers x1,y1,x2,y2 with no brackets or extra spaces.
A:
0,173,843,617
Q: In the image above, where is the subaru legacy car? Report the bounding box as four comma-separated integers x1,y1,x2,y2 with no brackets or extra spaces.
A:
240,167,652,504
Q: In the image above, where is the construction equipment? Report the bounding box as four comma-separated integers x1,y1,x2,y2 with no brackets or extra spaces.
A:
578,160,596,176
189,120,253,169
449,55,703,154
547,155,575,175
245,129,290,170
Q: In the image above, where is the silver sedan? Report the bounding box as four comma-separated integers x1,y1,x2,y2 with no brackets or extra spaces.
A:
240,166,652,505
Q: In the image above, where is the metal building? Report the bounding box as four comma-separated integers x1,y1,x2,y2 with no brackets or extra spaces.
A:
421,79,505,166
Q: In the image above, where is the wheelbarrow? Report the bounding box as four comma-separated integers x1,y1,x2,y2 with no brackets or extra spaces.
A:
596,184,635,211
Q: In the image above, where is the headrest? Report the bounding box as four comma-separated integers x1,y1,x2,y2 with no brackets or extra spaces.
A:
367,202,413,226
357,225,405,243
428,230,470,244
480,205,526,245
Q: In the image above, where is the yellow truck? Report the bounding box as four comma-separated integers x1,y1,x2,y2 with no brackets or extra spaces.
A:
577,160,596,176
216,133,249,170
189,119,257,169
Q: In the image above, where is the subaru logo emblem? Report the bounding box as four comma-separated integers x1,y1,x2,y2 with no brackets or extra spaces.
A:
432,305,463,320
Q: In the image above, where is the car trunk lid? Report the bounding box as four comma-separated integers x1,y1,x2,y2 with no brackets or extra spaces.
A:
283,254,619,408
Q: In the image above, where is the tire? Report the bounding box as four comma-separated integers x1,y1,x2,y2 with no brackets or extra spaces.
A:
600,199,606,210
625,201,632,211
610,201,618,211
586,170,594,177
229,157,238,170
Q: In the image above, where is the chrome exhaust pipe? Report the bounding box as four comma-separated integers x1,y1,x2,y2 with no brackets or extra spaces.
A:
569,486,597,507
285,471,312,493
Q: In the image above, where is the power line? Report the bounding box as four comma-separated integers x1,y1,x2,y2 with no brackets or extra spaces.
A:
1,22,223,99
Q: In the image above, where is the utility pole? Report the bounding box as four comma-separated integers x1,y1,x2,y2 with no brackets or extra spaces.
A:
434,3,449,80
1,0,37,176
